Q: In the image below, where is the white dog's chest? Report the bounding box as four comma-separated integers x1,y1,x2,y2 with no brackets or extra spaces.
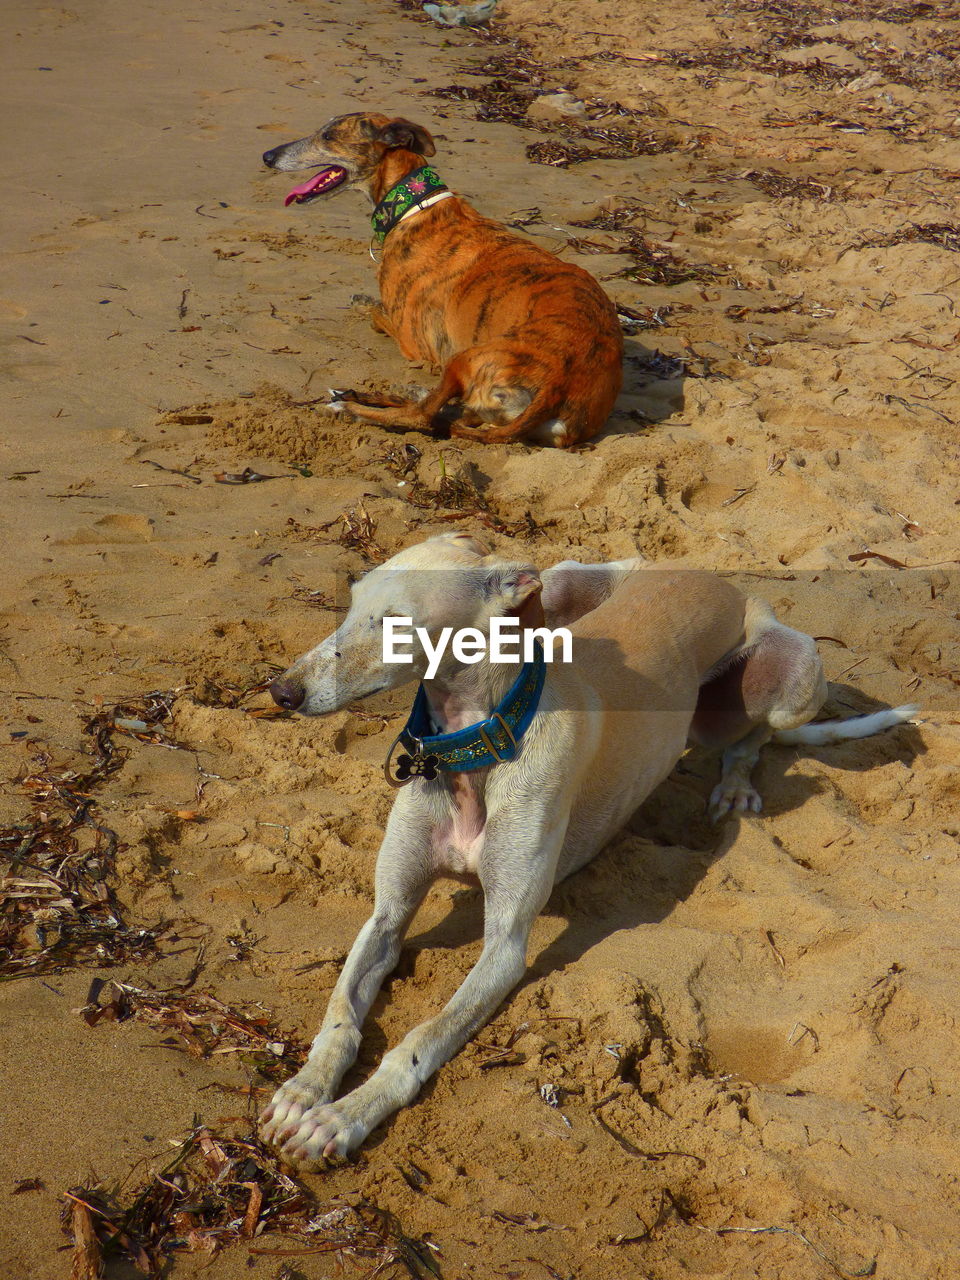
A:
432,823,486,876
431,781,487,875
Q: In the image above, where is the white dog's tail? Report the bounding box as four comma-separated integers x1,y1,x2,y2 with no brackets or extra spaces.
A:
773,703,920,747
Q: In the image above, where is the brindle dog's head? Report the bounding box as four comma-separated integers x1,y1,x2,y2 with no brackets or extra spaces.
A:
262,111,436,206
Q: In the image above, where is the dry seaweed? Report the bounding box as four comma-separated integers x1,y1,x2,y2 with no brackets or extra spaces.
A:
382,448,553,538
616,302,679,333
0,816,160,980
327,501,385,561
665,45,852,88
574,119,679,156
1,691,180,979
525,139,616,168
525,130,673,167
626,349,695,381
77,978,308,1083
851,222,960,253
570,202,648,233
284,586,348,612
387,450,489,514
569,209,726,286
190,671,281,710
720,0,954,32
432,50,680,158
429,78,536,124
668,1,960,92
738,168,841,201
68,1196,102,1280
62,1122,441,1278
286,503,386,563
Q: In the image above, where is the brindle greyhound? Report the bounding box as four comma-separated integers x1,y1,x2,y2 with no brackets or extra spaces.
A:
262,111,623,446
258,533,917,1166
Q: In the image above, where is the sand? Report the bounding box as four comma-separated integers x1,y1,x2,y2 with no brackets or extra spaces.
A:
1,0,959,1276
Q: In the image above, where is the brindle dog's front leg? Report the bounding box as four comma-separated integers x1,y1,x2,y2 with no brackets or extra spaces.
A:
369,304,396,338
273,817,566,1167
259,815,433,1148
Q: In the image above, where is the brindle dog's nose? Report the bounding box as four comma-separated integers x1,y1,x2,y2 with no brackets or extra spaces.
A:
270,675,305,711
262,147,281,168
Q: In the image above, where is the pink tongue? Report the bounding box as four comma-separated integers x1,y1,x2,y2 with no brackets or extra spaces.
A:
283,167,344,206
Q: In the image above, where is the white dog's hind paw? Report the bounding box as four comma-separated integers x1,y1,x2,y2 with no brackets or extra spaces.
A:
259,1074,332,1146
709,781,763,823
277,1100,369,1168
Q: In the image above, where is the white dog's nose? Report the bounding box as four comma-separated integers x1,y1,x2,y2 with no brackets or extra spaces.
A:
270,675,305,711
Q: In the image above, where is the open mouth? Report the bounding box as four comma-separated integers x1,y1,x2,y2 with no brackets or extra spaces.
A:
283,165,348,206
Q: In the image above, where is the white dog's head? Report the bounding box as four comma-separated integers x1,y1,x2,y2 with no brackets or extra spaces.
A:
270,532,542,715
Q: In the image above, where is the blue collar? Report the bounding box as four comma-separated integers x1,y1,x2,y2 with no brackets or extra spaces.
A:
384,644,546,786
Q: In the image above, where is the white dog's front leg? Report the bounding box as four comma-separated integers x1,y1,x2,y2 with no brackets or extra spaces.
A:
260,826,431,1148
276,837,561,1167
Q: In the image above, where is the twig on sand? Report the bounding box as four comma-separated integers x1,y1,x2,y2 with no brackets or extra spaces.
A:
692,1222,876,1279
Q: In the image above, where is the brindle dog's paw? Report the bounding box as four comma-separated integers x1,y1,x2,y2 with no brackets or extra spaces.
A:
327,387,357,414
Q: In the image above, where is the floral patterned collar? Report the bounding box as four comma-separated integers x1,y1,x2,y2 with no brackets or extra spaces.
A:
371,165,451,244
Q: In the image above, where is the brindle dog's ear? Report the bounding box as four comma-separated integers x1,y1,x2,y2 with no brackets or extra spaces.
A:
376,119,436,157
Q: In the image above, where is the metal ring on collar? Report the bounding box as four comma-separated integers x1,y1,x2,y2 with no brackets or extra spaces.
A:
477,713,518,763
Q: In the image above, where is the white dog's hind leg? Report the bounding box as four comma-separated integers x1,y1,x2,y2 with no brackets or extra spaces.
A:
698,601,827,821
709,723,772,820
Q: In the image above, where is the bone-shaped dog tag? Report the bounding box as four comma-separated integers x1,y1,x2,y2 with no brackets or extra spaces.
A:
384,733,440,787
395,751,440,782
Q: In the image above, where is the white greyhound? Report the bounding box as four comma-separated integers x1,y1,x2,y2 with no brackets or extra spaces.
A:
259,532,916,1166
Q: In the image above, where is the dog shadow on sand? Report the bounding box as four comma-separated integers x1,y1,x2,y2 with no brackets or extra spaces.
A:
600,331,689,440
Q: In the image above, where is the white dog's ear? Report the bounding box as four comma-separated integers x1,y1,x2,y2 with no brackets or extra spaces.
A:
484,563,542,611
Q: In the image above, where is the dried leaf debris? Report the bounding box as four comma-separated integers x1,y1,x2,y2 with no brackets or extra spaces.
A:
1,691,180,980
77,978,308,1084
664,0,960,95
62,1123,441,1279
570,206,726,286
383,446,553,538
852,222,960,254
429,61,680,164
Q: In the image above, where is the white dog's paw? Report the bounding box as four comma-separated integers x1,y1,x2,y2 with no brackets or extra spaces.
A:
259,1073,332,1147
275,1098,370,1168
709,781,762,823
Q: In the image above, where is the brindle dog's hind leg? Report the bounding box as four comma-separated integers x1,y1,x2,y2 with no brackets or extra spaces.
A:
329,363,469,434
691,598,827,820
331,344,546,437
